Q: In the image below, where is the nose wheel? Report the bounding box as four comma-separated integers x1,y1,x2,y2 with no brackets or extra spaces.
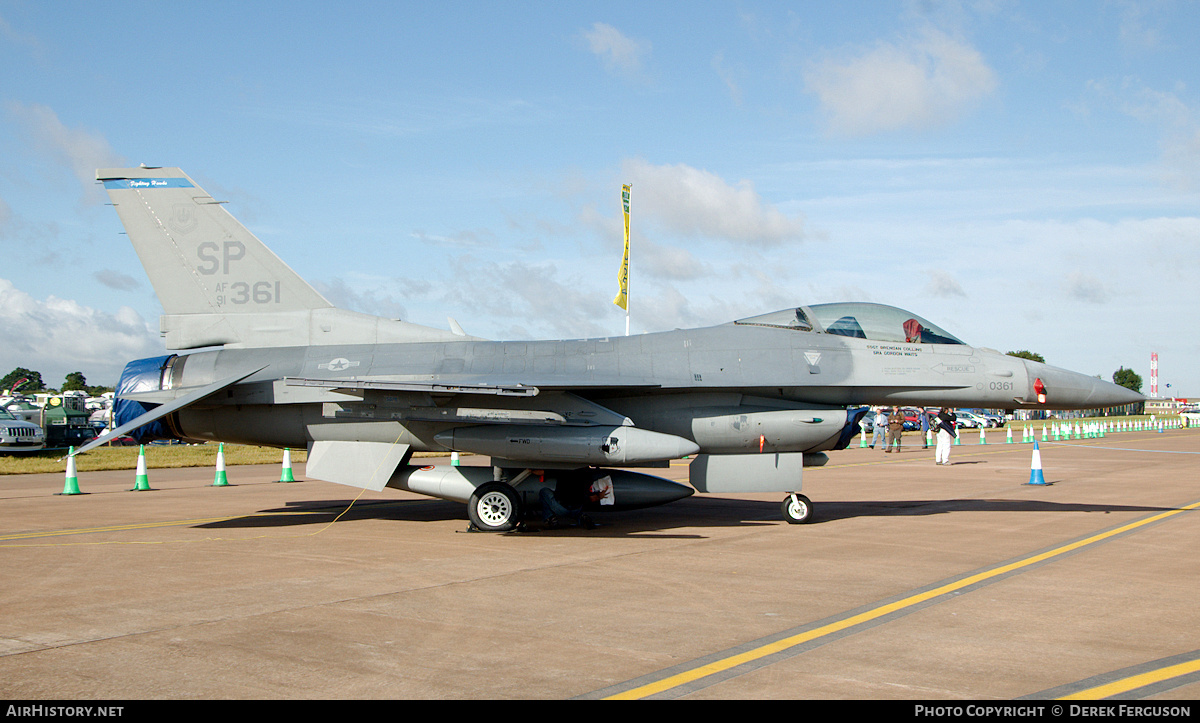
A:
782,493,813,524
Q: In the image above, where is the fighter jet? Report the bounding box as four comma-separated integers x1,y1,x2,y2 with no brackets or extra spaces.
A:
77,167,1144,529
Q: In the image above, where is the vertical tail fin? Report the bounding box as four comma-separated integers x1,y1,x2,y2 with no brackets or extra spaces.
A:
97,167,331,317
97,167,470,349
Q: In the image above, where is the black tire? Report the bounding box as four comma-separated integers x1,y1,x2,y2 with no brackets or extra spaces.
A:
781,494,813,524
468,482,522,532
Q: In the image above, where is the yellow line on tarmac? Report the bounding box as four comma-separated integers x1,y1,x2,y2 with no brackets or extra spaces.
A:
605,499,1200,700
0,511,321,542
1058,658,1200,700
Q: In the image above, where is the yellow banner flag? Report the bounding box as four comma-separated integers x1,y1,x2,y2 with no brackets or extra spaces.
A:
613,184,631,310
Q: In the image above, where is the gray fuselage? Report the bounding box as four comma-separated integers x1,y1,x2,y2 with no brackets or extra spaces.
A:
150,320,1117,458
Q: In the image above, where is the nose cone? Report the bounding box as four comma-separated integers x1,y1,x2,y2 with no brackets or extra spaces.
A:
1024,360,1145,409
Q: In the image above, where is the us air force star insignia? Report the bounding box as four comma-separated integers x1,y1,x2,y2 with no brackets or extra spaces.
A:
319,358,360,372
804,352,821,366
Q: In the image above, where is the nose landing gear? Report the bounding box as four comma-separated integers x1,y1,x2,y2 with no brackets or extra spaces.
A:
782,493,813,524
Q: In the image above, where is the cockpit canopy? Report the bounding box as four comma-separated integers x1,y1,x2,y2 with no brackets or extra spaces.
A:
734,302,966,345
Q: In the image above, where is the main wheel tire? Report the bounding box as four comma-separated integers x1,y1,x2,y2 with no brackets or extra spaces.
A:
468,482,522,532
782,493,813,524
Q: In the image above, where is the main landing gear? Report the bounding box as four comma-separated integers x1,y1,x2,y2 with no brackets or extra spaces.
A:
467,482,522,532
781,493,813,524
466,474,814,529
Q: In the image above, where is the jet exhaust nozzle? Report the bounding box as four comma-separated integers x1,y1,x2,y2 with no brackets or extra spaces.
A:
113,355,183,443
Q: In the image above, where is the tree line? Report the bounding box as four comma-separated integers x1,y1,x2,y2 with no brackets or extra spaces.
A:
1,368,114,396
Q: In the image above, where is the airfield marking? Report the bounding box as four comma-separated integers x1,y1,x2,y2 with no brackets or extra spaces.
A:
1058,657,1200,700
595,498,1200,700
1024,650,1200,700
1044,443,1200,455
0,516,252,541
0,500,420,545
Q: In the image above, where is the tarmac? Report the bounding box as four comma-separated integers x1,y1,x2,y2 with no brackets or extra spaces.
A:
1,427,1198,701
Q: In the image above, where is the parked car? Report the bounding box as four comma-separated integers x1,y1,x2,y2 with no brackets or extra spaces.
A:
981,413,1006,428
956,411,988,428
900,408,925,431
858,409,918,432
0,408,46,453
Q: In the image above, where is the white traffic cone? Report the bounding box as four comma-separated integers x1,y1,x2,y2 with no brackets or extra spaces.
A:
1026,441,1047,486
278,448,295,482
131,445,152,491
213,443,229,486
61,447,82,495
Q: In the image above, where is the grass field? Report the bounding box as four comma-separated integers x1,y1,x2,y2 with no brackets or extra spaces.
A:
0,442,461,475
0,443,307,475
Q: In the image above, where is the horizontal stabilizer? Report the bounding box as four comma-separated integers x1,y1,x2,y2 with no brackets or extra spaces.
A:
689,452,805,494
72,366,267,456
306,440,412,491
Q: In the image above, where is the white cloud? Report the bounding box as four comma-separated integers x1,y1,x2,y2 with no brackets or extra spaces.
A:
436,259,615,340
620,158,806,246
1065,272,1111,304
924,269,967,298
581,22,650,75
1116,0,1164,52
637,239,713,282
712,51,743,105
92,270,140,292
7,101,125,196
312,276,413,321
0,12,44,59
410,228,497,249
803,27,997,136
0,278,163,386
1090,79,1200,191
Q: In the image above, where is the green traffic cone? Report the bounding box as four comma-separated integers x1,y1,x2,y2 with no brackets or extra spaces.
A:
278,448,296,483
60,447,82,496
131,445,152,491
213,443,229,486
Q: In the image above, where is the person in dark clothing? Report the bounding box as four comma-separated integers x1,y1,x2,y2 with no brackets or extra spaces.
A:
935,408,958,465
885,407,904,453
540,470,609,528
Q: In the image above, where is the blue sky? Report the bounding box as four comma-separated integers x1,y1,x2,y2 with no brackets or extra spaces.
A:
1,1,1197,397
